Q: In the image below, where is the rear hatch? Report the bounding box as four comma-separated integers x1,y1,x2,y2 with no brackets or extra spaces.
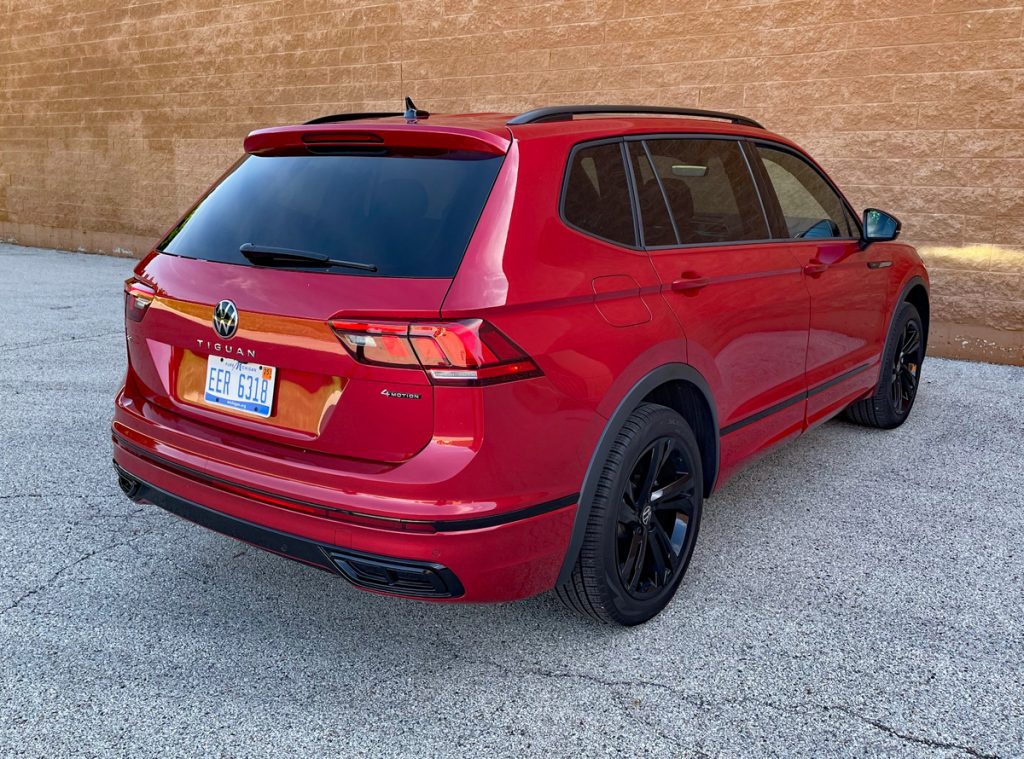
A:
124,122,509,463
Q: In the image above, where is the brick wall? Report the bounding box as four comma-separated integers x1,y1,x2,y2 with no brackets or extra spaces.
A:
1,0,1022,364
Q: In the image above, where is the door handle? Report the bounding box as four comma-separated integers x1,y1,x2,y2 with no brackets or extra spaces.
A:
803,262,828,276
671,275,710,292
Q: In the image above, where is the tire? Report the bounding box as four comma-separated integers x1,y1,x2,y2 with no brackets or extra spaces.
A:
556,403,703,626
845,302,925,429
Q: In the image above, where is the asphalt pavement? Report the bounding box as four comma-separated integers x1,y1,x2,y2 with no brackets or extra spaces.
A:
1,243,1021,758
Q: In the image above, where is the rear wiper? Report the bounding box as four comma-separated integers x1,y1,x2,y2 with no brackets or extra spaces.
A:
239,243,378,272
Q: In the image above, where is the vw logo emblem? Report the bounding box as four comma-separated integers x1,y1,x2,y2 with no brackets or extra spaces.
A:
212,300,238,339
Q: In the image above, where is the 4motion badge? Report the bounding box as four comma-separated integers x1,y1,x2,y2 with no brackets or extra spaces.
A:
381,389,422,400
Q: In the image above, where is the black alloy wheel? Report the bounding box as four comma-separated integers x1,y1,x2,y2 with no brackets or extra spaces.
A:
617,437,698,599
845,301,926,429
557,403,704,625
891,319,922,415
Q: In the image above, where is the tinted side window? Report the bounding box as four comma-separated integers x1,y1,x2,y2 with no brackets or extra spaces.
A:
756,146,855,239
642,138,768,245
563,143,636,246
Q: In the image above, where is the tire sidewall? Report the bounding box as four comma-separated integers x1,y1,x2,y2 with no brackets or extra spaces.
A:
879,302,924,423
596,409,703,625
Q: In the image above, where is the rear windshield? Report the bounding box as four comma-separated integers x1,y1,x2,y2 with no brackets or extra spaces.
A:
158,151,504,277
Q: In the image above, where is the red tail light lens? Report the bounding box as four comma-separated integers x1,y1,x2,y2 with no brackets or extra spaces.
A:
124,278,156,322
329,319,542,386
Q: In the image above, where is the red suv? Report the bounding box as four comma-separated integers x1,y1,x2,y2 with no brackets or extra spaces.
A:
113,103,929,625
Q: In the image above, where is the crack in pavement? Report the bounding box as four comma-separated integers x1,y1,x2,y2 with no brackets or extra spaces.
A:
74,509,163,521
451,654,696,753
832,707,1000,759
0,331,122,355
0,493,121,500
455,655,737,755
1,529,158,616
458,657,1000,758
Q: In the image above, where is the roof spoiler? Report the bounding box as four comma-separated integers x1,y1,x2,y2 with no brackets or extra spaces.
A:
244,123,509,157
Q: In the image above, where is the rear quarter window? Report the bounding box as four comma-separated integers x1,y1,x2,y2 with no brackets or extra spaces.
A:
561,142,637,247
159,150,503,277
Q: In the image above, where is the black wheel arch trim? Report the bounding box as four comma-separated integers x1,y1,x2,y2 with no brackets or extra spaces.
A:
862,274,928,392
556,363,718,586
898,274,929,341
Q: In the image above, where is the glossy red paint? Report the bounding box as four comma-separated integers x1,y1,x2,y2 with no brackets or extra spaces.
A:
113,110,929,603
115,445,574,602
648,241,810,484
244,121,510,156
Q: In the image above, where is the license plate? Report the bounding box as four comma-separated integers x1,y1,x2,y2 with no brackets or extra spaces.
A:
204,355,277,418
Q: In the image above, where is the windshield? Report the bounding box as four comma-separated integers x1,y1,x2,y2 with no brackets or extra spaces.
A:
158,150,504,277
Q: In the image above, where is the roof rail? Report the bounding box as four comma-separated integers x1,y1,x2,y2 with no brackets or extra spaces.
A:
305,99,430,125
507,105,764,129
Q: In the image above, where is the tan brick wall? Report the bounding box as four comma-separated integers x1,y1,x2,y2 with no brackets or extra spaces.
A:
1,0,1022,364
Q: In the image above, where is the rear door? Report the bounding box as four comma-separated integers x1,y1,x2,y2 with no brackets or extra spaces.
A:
628,136,810,476
128,139,505,463
749,143,887,426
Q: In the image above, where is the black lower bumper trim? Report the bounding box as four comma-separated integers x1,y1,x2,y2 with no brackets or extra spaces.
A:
325,548,463,598
115,463,464,599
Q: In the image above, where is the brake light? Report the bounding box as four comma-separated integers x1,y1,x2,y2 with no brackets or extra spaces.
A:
301,131,384,144
329,319,542,386
124,278,156,322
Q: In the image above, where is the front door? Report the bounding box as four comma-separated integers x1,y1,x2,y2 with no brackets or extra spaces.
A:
626,137,810,483
750,143,889,427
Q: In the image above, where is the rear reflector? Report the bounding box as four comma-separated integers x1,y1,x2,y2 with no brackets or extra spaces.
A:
329,319,542,386
211,476,437,532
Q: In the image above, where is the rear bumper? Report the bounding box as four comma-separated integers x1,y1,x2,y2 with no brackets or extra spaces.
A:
113,435,577,603
116,464,465,598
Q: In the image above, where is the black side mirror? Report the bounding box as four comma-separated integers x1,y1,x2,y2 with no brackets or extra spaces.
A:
862,208,901,244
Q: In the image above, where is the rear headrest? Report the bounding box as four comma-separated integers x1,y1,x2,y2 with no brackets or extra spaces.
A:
662,178,694,222
568,160,601,211
661,178,697,243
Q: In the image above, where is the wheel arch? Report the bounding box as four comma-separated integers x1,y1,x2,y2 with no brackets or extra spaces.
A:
901,276,930,350
641,380,718,497
557,363,719,586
